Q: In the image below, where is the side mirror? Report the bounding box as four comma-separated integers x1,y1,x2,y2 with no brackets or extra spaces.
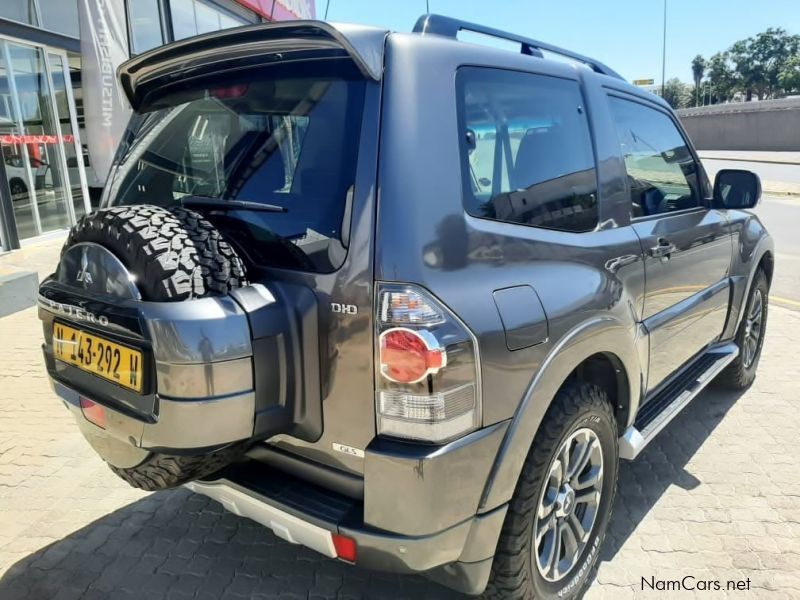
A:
713,169,761,209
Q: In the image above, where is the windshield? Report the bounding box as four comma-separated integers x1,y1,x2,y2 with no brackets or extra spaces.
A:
106,61,367,273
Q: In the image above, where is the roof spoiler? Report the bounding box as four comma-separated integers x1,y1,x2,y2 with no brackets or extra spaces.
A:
119,21,387,110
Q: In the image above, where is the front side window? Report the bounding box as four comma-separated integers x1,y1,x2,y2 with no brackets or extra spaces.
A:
457,68,598,233
107,61,367,273
608,96,701,218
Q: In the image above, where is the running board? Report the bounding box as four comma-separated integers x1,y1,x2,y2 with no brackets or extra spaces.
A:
619,342,739,460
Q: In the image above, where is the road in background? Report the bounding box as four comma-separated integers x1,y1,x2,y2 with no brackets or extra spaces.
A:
701,157,800,309
752,195,800,309
703,158,800,185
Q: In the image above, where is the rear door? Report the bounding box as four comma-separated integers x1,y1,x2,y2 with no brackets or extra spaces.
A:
606,94,732,390
105,58,382,475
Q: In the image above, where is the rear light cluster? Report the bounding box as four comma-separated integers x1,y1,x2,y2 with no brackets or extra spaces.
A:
375,283,481,444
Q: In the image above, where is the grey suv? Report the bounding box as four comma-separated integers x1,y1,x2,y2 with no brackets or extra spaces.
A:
38,14,773,599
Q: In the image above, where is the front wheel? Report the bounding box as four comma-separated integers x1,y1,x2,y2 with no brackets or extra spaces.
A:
484,382,618,600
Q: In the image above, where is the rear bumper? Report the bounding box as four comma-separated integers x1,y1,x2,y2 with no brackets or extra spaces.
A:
51,378,254,465
52,378,507,595
175,420,511,595
187,461,507,596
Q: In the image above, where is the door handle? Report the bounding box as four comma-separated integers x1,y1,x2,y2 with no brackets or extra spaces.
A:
649,238,676,259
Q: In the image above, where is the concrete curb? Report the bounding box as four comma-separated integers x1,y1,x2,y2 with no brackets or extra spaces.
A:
0,270,39,318
759,181,800,198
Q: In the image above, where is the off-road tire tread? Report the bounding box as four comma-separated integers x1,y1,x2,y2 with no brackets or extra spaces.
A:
483,382,617,600
716,269,768,390
64,205,247,302
109,445,245,491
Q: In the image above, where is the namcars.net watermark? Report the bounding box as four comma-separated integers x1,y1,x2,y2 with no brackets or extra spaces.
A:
642,576,751,592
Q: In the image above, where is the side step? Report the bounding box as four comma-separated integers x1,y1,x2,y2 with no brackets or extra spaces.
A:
619,342,739,460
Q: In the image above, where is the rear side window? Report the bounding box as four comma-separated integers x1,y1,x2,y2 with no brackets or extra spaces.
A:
607,96,701,218
456,68,598,233
108,61,367,273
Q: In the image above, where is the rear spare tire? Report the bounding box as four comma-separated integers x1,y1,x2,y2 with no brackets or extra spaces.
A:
64,204,249,490
65,204,247,302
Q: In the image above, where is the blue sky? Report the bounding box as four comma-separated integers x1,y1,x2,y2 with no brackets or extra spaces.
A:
315,0,800,83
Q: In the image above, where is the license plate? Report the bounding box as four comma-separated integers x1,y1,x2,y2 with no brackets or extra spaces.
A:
52,323,144,392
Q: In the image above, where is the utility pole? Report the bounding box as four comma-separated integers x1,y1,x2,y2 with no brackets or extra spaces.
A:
661,0,667,97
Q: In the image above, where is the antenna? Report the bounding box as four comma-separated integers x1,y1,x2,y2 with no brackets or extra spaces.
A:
426,1,430,14
325,0,331,19
269,0,276,20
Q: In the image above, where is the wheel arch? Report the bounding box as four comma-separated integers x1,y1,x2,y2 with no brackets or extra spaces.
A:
478,316,642,512
729,237,775,336
8,177,27,192
757,250,774,286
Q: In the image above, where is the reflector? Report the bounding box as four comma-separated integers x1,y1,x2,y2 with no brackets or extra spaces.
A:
79,397,106,429
332,533,357,562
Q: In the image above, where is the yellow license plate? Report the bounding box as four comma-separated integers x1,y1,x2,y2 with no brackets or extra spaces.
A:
53,323,144,393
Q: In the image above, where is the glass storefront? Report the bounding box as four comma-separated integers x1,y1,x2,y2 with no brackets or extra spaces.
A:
0,37,88,244
128,0,253,55
0,1,39,27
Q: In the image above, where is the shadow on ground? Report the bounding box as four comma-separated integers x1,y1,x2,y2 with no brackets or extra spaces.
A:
592,385,747,572
0,387,744,600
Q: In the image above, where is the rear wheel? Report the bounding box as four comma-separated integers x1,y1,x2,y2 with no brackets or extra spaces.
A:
64,205,249,490
484,382,618,600
716,269,769,390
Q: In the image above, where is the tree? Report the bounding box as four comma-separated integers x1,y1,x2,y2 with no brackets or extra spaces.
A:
694,27,800,103
779,55,800,93
661,78,691,109
706,52,737,103
728,28,800,100
729,38,762,100
691,55,706,106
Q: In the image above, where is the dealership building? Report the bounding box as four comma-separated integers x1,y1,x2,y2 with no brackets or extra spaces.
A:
0,0,313,252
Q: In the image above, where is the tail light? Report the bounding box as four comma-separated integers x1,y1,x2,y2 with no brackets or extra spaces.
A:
375,283,481,444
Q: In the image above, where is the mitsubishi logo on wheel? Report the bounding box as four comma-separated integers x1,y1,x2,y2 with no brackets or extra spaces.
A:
75,246,93,286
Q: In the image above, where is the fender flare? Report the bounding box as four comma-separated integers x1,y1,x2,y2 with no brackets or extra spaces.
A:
478,315,642,512
730,233,775,334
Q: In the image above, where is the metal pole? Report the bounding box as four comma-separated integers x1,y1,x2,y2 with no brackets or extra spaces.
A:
661,0,667,97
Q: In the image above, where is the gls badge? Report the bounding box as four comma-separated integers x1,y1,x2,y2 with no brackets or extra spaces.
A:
331,302,358,315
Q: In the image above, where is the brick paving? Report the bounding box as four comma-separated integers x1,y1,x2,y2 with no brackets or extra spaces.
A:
1,301,799,599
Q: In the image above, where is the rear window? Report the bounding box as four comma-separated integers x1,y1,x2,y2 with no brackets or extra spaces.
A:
456,67,598,233
107,61,367,272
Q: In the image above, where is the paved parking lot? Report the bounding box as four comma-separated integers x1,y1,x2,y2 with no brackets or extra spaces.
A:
1,302,799,599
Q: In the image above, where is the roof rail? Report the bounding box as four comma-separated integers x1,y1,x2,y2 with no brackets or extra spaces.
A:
413,14,624,80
